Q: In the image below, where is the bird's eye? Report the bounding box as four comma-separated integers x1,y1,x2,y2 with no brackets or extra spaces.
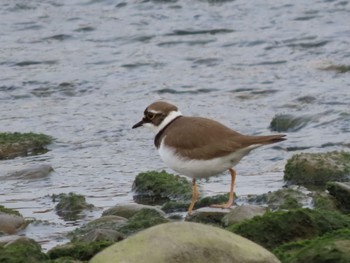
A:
146,112,155,120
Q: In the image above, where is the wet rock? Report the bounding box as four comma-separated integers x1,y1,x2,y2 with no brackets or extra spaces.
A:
161,193,230,213
70,216,127,242
185,207,230,225
327,182,350,213
320,64,350,73
269,114,312,132
274,228,350,263
132,170,192,205
0,236,48,263
118,208,169,236
74,229,124,243
311,192,339,212
0,206,26,234
102,203,166,218
222,205,267,226
90,222,281,263
227,208,350,250
0,205,21,216
48,240,114,262
249,188,310,210
53,192,94,221
1,164,53,180
0,213,27,234
0,132,53,160
284,151,350,187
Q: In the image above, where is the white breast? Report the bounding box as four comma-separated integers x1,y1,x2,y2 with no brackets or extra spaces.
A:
158,137,262,179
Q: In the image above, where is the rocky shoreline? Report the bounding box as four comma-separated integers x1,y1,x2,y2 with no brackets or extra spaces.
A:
1,132,350,262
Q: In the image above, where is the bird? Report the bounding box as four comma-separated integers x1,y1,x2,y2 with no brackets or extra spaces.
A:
132,101,286,214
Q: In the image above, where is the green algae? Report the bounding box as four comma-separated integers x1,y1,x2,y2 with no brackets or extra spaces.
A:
227,208,350,250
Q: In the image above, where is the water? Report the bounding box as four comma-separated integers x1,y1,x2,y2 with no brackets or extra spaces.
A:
1,0,349,250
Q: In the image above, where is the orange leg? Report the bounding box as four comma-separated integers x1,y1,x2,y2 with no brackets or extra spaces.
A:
210,168,236,209
187,178,199,215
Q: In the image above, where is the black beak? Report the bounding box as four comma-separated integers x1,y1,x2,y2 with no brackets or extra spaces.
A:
132,119,144,129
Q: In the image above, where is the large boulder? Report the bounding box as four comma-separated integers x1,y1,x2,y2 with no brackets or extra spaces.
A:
90,222,280,263
284,151,350,187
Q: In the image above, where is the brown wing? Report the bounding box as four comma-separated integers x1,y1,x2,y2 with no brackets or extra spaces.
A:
163,116,285,160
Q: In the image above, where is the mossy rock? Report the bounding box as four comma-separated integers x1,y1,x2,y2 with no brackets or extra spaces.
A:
274,228,350,263
118,208,169,235
185,207,230,225
0,205,21,217
0,236,48,263
161,193,230,213
0,132,53,160
327,182,350,213
53,193,94,221
48,240,114,262
132,171,192,205
312,192,339,212
269,114,312,132
102,203,165,219
69,216,127,242
227,208,350,250
249,189,308,210
90,222,281,263
284,151,350,188
321,64,350,73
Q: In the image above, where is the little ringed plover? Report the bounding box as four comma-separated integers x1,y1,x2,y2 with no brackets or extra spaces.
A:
132,101,286,214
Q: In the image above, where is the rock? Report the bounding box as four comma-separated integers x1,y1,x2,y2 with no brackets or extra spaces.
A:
269,114,312,132
320,64,350,73
227,208,350,250
1,164,54,180
118,208,169,236
48,240,114,262
132,170,192,205
284,151,350,187
274,228,350,263
222,205,267,226
0,205,21,216
311,192,339,212
69,216,127,242
0,213,27,234
249,188,310,210
161,193,231,213
186,207,231,225
0,132,53,160
102,203,166,218
0,236,48,262
53,192,94,221
327,182,350,213
74,229,124,243
90,222,281,263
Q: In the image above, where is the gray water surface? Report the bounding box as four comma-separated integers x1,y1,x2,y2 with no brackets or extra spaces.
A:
1,0,349,250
